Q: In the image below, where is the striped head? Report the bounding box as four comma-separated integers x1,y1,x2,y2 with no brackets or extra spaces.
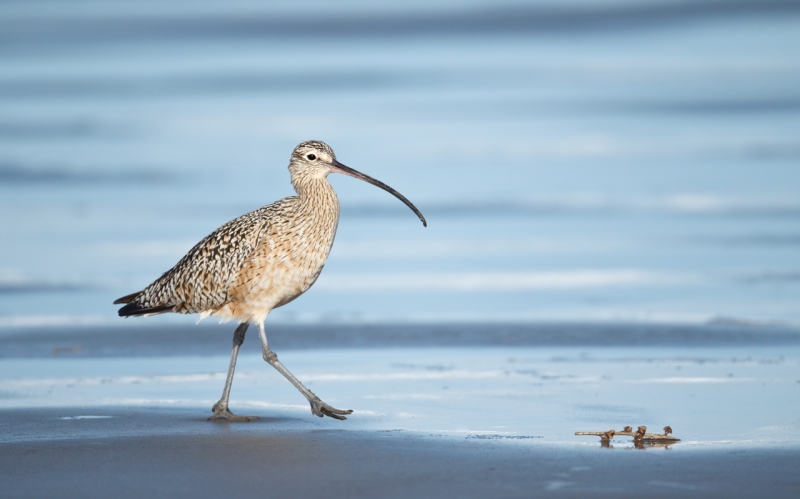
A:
287,140,428,227
289,140,337,181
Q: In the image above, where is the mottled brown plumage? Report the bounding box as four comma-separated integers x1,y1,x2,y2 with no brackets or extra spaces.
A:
116,141,337,322
114,140,426,421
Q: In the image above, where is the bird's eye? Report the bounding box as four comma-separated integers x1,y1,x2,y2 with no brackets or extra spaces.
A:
307,154,317,161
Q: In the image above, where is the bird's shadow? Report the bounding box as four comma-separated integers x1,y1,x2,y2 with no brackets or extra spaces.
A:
195,415,305,425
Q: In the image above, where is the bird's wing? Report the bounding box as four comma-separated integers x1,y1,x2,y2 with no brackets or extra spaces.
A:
118,207,273,316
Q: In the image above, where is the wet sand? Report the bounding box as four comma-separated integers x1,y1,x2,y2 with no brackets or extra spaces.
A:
2,407,799,498
1,323,799,497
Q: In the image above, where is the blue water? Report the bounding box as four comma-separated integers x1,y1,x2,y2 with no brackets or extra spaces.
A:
1,0,800,327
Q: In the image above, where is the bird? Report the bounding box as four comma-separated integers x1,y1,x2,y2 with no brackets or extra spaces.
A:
114,140,426,421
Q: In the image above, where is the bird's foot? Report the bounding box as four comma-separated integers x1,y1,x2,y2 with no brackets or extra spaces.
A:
310,397,353,420
208,402,258,422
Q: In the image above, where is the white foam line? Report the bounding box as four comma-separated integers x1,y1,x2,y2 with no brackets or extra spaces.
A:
3,370,499,387
3,372,227,387
407,429,514,436
234,400,312,411
301,371,598,383
98,398,212,407
102,399,310,412
362,393,443,400
59,415,113,420
629,377,753,384
452,430,513,435
2,369,603,388
315,270,683,292
0,315,110,328
299,370,506,382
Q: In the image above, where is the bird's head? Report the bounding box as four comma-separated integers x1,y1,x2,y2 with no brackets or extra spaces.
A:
289,140,337,180
288,140,427,227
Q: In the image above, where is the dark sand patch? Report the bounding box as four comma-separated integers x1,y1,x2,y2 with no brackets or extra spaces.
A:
1,407,799,499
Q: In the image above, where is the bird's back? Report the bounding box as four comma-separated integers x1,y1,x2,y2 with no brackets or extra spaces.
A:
116,188,340,323
117,200,287,317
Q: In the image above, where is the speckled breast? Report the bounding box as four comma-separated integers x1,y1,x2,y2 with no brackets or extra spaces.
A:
216,197,340,323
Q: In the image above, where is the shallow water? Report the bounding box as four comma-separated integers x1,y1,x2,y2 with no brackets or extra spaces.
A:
3,324,800,496
2,338,798,448
1,0,799,326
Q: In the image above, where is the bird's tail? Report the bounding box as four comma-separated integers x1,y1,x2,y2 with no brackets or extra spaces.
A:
114,291,174,317
113,291,142,305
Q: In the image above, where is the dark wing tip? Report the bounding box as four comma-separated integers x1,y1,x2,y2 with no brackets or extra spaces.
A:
113,291,142,305
117,302,175,317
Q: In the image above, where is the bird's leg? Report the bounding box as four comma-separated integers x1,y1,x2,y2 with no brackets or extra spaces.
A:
209,323,258,422
258,322,353,420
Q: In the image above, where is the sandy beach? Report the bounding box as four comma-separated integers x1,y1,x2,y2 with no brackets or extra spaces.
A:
2,323,799,497
4,408,800,498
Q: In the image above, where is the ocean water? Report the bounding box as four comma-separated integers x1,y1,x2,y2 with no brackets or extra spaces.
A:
1,0,800,327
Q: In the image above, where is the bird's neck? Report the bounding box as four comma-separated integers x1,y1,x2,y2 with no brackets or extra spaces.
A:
293,175,340,218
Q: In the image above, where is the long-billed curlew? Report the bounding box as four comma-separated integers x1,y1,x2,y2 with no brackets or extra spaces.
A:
114,141,426,421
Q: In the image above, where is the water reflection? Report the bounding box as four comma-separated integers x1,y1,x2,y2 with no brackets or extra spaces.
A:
600,440,675,450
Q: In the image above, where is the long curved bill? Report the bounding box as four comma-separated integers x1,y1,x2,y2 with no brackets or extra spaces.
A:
330,159,427,227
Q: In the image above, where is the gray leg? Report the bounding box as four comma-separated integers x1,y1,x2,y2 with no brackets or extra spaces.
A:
209,323,258,422
258,322,353,420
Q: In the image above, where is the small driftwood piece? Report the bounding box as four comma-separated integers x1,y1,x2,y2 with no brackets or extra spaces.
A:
575,425,679,444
